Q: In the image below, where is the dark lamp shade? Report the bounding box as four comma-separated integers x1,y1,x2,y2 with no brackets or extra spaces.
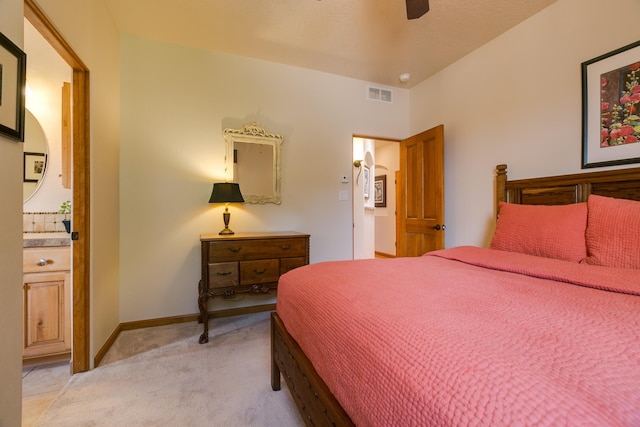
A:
208,182,244,204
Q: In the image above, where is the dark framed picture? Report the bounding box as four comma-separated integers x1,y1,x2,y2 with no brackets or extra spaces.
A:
374,175,386,207
24,152,45,182
582,40,640,168
0,32,26,142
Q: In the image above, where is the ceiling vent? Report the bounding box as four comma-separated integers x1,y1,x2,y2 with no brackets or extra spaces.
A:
367,85,393,103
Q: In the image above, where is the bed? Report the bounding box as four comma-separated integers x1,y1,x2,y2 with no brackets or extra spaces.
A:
271,164,640,426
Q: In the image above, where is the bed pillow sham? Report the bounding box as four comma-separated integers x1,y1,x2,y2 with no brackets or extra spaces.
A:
584,194,640,269
490,202,587,262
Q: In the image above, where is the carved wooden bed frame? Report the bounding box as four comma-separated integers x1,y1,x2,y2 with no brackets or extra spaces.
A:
271,163,640,427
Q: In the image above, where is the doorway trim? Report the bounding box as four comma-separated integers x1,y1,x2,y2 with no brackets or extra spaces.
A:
24,0,91,374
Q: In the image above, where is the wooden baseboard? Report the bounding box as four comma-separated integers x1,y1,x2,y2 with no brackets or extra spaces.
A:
374,251,395,258
93,305,275,367
23,351,71,368
93,324,122,368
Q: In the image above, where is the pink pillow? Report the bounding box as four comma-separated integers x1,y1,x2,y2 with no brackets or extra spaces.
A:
584,195,640,269
490,202,587,262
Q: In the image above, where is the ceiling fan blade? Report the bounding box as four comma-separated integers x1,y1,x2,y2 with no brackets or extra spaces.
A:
406,0,429,20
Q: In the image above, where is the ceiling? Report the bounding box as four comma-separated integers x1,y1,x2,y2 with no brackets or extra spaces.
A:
101,0,558,88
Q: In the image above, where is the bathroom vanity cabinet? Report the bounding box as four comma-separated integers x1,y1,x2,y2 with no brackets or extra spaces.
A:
22,244,71,360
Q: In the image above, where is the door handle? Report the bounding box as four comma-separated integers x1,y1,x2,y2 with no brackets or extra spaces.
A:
432,224,446,231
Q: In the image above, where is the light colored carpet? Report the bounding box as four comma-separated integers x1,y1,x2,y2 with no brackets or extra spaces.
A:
35,312,304,426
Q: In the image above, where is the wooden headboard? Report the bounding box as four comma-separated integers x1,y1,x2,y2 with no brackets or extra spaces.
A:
496,164,640,212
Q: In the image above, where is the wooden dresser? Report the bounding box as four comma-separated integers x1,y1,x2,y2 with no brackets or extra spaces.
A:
198,231,309,343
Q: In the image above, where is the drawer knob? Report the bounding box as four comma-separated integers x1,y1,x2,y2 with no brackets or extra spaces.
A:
253,268,267,275
228,247,241,253
37,259,51,267
216,271,232,276
280,245,291,250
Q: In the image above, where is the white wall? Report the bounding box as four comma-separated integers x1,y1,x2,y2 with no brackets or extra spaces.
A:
23,18,72,211
0,1,25,423
352,138,377,259
374,142,399,255
119,34,410,321
34,0,121,365
410,0,640,249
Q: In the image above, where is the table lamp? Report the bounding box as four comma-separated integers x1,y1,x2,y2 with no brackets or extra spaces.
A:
208,182,244,235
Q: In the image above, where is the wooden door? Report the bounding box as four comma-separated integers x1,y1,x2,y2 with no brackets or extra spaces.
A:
397,125,445,257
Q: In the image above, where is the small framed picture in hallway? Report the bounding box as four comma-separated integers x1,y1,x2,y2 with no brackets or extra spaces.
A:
374,175,386,207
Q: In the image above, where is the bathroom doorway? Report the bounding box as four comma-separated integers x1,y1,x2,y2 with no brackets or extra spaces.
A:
25,0,91,374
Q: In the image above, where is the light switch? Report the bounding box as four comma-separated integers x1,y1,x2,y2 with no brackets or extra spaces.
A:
338,191,348,201
341,175,349,183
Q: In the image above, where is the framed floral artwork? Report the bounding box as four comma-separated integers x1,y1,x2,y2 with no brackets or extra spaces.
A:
582,40,640,168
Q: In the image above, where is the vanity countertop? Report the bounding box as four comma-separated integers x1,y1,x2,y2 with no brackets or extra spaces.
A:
23,232,71,248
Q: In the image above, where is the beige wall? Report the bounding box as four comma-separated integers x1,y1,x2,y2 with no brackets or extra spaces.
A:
119,34,410,321
410,0,640,249
34,0,121,366
0,1,25,423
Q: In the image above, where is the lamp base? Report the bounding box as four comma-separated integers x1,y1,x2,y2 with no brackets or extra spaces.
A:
219,211,234,235
218,227,235,235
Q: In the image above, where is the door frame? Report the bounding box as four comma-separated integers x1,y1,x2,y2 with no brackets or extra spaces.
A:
25,0,91,373
352,134,400,259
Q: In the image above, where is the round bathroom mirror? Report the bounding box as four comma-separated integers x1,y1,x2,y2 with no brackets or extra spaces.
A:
23,109,49,202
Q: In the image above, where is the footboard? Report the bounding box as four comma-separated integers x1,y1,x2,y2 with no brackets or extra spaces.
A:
271,312,354,427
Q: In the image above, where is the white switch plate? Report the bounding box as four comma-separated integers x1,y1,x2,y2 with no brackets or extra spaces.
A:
341,175,349,183
338,191,348,201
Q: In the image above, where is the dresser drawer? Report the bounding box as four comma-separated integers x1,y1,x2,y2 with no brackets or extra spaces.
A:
280,257,307,275
240,259,279,285
208,238,307,262
265,238,307,257
23,247,70,273
208,262,239,288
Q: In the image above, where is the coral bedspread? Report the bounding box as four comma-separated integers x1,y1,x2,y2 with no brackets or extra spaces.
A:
276,247,640,426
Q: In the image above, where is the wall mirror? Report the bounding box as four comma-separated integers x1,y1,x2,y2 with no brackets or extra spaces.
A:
23,109,49,202
224,122,283,204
